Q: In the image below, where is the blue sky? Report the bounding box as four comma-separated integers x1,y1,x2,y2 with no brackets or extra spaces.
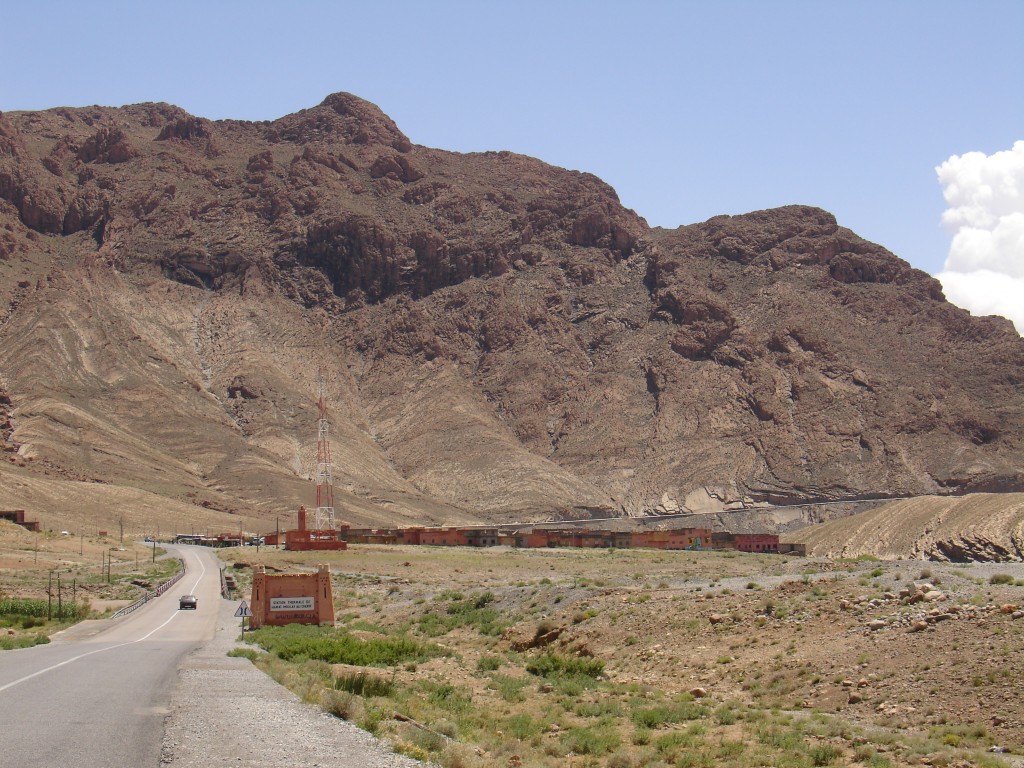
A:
4,1,1022,281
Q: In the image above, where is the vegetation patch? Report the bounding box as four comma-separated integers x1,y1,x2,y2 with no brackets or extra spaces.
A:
525,652,605,680
243,623,447,666
416,591,510,637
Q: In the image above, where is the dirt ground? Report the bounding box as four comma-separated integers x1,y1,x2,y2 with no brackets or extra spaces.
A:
0,522,174,610
219,544,1024,768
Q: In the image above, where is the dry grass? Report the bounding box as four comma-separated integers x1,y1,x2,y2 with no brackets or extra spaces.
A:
225,544,1024,768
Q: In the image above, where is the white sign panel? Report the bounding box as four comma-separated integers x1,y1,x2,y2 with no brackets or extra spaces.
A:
270,596,315,611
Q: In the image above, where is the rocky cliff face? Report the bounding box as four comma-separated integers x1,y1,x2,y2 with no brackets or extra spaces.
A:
0,94,1021,529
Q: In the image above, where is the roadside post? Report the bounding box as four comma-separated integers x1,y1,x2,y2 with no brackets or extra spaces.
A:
234,600,252,634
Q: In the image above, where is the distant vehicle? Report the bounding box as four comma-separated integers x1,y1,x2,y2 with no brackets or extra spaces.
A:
144,536,153,543
179,595,198,610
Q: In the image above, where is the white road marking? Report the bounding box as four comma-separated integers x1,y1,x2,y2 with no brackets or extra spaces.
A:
0,548,208,694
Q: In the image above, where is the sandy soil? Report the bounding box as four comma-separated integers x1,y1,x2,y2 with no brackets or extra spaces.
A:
219,544,1024,767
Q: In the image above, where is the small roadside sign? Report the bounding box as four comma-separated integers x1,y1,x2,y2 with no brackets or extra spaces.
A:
234,601,252,618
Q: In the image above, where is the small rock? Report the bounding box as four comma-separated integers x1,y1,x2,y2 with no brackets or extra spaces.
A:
848,692,863,704
998,604,1018,614
540,683,553,693
709,614,727,624
909,620,929,632
868,619,887,631
1012,611,1023,620
923,590,945,602
689,687,708,698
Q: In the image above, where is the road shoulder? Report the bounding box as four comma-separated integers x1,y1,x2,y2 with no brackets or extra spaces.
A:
160,596,435,768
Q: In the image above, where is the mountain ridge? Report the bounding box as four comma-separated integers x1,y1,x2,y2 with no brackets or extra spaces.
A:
1,93,1021,531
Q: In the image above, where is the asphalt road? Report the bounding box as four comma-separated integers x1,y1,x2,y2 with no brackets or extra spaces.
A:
0,544,221,768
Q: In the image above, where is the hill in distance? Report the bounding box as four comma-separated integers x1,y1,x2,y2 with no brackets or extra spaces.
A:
0,93,1021,538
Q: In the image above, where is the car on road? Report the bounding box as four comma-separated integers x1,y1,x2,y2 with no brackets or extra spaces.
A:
179,594,198,610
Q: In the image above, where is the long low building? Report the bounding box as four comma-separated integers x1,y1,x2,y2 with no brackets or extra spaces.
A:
340,525,796,554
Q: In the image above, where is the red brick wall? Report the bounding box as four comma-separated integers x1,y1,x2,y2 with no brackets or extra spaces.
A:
250,565,335,629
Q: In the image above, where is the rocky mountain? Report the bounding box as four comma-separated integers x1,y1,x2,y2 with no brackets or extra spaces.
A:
791,493,1024,561
1,93,1021,532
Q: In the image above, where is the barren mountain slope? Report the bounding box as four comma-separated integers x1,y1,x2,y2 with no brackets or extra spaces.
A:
1,94,1021,532
790,492,1024,561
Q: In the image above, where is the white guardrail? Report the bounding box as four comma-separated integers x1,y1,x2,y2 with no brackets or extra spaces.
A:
110,559,186,619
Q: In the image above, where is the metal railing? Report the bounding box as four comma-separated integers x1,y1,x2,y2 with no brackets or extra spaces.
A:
110,559,186,619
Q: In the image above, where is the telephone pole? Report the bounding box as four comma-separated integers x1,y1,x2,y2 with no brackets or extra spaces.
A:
314,369,336,531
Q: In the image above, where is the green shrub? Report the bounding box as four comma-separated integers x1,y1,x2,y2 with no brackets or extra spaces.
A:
333,671,394,697
525,652,605,679
810,744,840,765
631,698,708,728
989,573,1014,585
476,654,502,672
655,729,704,754
422,681,472,713
756,727,804,751
227,647,259,661
718,739,746,758
505,712,544,740
417,591,509,637
574,699,623,718
244,624,445,666
560,725,620,756
488,673,529,702
0,633,49,650
714,705,739,725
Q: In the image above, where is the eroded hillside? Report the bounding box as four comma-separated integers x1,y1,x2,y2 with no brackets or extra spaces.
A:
1,94,1021,532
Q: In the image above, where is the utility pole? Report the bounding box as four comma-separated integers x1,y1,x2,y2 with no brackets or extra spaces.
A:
47,571,53,620
119,516,124,546
276,517,280,549
80,532,84,556
314,369,336,531
57,571,62,617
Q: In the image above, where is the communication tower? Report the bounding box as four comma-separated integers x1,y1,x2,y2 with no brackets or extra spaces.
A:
313,370,336,530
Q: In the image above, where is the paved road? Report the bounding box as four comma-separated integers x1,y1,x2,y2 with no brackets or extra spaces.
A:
0,545,221,768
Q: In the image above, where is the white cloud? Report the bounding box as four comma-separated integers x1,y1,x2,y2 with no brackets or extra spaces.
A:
935,141,1024,335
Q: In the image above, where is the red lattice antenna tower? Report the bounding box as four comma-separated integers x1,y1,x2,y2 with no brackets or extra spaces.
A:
314,369,336,530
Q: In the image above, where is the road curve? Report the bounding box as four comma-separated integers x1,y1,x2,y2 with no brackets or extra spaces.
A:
0,544,221,768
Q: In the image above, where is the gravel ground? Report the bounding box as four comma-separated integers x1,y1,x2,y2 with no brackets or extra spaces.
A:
160,599,437,768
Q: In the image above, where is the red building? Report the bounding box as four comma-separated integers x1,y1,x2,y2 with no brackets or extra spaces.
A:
284,506,348,551
420,527,469,546
734,533,779,553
